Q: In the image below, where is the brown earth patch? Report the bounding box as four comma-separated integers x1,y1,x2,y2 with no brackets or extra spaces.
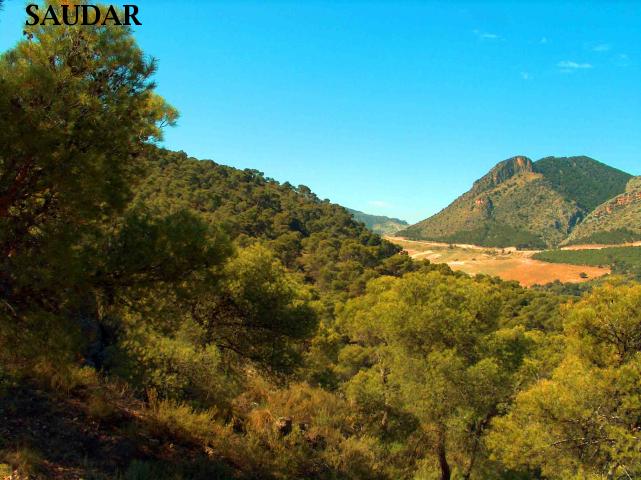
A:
388,236,610,287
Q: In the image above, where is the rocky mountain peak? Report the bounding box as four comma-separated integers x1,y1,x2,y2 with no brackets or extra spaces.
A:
472,156,533,194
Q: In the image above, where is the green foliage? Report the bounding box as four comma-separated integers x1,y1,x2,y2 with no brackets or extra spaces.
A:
439,222,547,249
96,208,232,289
0,1,175,371
145,389,221,444
0,0,175,246
489,283,641,478
533,246,641,277
198,244,319,373
107,324,229,403
337,272,539,479
567,227,641,246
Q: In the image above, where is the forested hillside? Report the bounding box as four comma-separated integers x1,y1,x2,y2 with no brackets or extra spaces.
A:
2,5,641,480
564,176,641,245
532,156,631,211
399,156,632,248
346,208,408,235
135,149,406,299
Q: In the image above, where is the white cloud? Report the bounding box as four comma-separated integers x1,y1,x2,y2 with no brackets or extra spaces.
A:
520,72,531,80
473,29,501,41
368,200,391,209
557,60,593,72
593,43,611,52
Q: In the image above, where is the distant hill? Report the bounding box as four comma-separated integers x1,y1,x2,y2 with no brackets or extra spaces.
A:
347,208,408,235
563,176,641,245
398,156,632,248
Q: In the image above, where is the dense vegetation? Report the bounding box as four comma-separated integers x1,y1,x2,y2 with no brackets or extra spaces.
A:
346,208,408,235
532,156,631,212
534,246,641,277
135,149,406,302
438,221,547,249
564,176,641,245
566,228,641,246
2,5,641,480
399,156,634,248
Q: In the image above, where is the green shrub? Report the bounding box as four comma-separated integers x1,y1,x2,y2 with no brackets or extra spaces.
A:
567,228,641,246
145,390,222,444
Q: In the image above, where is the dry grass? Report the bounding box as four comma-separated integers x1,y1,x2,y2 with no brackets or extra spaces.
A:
2,446,44,477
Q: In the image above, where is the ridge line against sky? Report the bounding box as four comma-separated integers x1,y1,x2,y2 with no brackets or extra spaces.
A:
1,0,640,223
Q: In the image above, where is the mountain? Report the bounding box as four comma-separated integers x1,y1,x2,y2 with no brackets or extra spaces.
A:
347,208,408,235
563,176,641,245
398,156,632,248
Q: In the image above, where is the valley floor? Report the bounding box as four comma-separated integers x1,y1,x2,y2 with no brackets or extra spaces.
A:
387,237,610,287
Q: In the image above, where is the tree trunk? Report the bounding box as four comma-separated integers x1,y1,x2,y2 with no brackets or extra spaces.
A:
437,432,451,480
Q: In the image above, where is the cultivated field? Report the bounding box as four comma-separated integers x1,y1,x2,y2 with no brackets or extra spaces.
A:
387,237,611,287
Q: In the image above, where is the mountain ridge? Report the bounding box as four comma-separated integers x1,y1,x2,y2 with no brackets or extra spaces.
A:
347,208,408,235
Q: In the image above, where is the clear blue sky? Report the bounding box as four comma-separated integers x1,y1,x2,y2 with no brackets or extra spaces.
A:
2,1,640,223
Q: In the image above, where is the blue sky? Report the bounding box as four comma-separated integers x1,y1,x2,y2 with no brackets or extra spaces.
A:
1,1,640,223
